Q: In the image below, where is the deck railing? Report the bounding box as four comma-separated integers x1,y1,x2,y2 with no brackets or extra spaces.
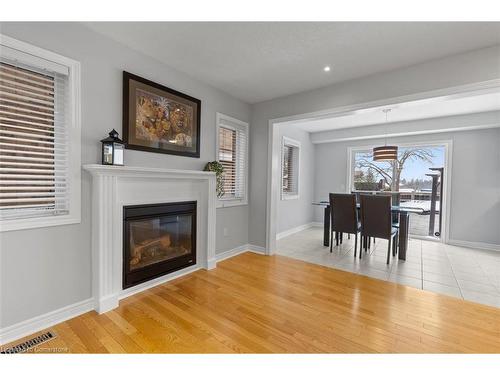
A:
352,190,439,202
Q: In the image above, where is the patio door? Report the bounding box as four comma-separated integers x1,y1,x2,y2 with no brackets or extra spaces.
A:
348,143,448,241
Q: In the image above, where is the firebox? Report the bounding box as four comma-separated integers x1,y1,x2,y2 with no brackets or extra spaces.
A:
123,201,196,289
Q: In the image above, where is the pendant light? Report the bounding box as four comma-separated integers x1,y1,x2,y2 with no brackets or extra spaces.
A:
373,109,398,161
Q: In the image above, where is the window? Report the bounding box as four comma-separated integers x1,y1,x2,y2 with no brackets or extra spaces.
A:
0,35,81,231
216,113,248,207
349,145,445,194
281,137,300,200
349,144,447,239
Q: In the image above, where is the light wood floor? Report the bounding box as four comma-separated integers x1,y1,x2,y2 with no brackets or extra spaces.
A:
6,252,500,353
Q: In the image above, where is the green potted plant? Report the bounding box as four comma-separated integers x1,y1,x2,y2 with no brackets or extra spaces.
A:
204,161,225,198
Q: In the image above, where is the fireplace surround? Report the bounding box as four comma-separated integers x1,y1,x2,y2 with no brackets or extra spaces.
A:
84,164,216,313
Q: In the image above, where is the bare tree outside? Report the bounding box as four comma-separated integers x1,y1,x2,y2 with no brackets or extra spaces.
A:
355,148,435,191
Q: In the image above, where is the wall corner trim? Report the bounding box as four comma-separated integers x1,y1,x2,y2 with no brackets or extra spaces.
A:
216,244,267,263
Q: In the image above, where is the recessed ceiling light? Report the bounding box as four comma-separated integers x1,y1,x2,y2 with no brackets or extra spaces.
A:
323,66,331,72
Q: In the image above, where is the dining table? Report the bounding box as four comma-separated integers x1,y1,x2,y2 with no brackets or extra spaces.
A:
312,201,423,260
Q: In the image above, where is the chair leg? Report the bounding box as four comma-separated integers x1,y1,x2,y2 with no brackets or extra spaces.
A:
359,235,363,259
348,233,351,240
336,232,339,246
387,238,391,265
393,237,396,256
368,237,371,250
330,230,333,252
354,233,358,257
340,232,343,244
392,232,398,256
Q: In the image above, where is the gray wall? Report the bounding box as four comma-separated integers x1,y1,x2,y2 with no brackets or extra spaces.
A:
1,23,499,330
249,45,500,248
0,22,251,328
277,126,315,234
313,122,500,245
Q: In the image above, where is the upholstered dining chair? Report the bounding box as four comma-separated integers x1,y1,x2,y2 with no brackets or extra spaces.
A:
329,193,361,256
376,191,401,229
359,194,398,264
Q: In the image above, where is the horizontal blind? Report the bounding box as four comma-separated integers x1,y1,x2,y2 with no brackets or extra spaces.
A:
0,59,69,220
218,124,247,200
219,126,236,197
282,143,299,195
233,125,247,199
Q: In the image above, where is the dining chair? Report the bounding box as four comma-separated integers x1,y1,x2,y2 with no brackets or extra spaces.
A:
377,191,401,228
352,190,374,247
359,194,398,264
329,193,361,256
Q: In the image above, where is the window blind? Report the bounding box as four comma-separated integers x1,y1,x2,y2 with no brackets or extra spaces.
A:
281,141,299,196
0,59,69,220
217,121,247,200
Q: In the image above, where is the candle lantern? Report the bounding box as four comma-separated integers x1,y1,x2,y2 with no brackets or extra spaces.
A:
100,129,124,165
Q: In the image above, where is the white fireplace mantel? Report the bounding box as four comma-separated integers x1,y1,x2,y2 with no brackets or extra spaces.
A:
83,164,217,313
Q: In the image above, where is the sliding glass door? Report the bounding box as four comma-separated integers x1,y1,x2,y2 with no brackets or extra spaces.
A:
349,144,446,240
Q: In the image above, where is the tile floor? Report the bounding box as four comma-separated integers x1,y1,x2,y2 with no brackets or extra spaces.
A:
276,226,500,308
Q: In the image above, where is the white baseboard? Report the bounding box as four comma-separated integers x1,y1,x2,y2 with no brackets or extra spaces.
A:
447,239,500,252
0,298,94,346
247,244,266,254
216,243,267,262
216,244,250,261
276,222,317,240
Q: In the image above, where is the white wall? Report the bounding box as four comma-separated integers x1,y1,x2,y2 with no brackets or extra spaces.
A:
0,22,251,329
249,45,500,248
277,126,315,235
313,119,500,246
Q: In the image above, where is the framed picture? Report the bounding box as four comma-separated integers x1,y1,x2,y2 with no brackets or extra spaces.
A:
123,71,201,158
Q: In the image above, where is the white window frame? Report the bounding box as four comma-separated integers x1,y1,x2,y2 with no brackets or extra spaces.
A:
281,136,300,200
0,34,81,232
215,112,249,208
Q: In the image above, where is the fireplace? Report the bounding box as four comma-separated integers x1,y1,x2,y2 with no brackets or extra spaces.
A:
123,201,196,289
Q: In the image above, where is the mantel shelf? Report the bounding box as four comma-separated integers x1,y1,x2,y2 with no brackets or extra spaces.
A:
83,164,216,179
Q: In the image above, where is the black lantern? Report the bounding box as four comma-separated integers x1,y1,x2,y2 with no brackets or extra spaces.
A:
100,129,124,165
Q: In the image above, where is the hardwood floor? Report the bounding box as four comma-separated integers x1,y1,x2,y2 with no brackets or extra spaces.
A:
5,252,500,353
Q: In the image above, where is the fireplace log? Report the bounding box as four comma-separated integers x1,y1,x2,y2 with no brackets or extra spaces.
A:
130,233,172,266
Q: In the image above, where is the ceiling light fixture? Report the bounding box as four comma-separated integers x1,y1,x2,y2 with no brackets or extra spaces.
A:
373,109,398,161
323,66,331,72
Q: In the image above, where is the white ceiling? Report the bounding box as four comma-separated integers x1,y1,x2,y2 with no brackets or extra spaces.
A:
293,90,500,133
84,22,500,104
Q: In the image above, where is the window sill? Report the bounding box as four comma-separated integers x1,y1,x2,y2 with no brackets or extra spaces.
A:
281,194,299,201
216,199,248,209
0,213,81,232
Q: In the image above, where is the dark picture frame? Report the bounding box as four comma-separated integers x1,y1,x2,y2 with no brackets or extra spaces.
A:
123,71,201,158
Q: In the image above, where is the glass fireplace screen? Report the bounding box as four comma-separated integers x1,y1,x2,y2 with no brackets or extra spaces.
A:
128,214,193,271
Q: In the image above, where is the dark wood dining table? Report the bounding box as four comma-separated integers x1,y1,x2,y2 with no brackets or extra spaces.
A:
312,201,423,260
